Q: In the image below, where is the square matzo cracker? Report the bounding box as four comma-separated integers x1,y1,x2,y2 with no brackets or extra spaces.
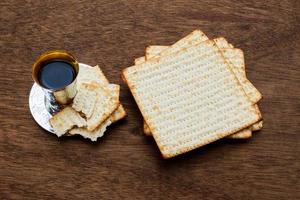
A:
123,40,261,158
140,40,262,138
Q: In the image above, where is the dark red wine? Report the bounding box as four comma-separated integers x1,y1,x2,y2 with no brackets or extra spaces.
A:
38,60,76,90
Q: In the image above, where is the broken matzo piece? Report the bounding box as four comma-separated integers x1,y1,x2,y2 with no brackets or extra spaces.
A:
69,118,112,141
77,65,108,86
72,82,99,118
77,65,126,122
87,84,120,131
49,107,86,137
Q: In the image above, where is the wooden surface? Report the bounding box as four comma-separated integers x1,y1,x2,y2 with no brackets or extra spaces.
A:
0,0,299,199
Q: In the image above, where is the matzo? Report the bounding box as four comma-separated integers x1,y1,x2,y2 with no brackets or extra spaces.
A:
77,65,108,86
123,40,261,158
251,120,263,131
147,35,262,111
49,107,86,137
228,129,252,139
134,57,146,65
69,118,112,141
149,29,209,60
135,54,254,139
146,46,168,58
72,82,98,118
145,31,262,103
142,43,262,138
147,35,262,104
213,37,233,49
221,48,262,103
87,84,120,131
78,64,126,123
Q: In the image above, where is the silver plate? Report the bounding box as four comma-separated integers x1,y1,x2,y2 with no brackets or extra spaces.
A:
29,63,91,134
29,83,55,133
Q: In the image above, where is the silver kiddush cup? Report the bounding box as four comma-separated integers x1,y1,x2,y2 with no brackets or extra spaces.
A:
32,50,79,115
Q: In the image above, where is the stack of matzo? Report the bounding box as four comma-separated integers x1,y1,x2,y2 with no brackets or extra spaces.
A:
123,30,263,158
49,65,126,141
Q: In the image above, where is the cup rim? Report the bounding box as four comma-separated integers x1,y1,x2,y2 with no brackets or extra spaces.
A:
32,50,79,91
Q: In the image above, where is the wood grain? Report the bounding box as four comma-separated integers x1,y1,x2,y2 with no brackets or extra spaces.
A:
0,0,299,199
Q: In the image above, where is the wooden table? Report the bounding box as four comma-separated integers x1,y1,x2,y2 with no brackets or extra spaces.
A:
0,1,299,199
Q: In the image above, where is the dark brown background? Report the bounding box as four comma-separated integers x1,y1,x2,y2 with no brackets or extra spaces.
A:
0,0,299,199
